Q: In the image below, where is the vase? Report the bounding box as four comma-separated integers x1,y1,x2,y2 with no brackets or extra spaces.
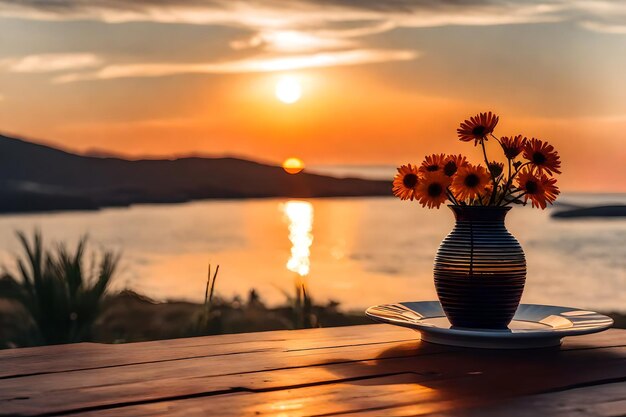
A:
434,205,526,329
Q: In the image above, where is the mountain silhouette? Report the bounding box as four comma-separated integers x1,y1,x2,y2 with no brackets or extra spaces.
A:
0,134,390,213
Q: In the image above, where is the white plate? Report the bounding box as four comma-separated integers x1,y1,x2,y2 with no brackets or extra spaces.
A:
365,301,613,349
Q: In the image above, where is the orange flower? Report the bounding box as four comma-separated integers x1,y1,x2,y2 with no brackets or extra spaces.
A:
451,164,491,202
500,135,526,159
488,161,504,178
483,182,495,202
523,138,562,175
443,154,468,177
419,153,446,173
415,172,451,208
516,168,560,209
457,112,499,145
392,164,420,201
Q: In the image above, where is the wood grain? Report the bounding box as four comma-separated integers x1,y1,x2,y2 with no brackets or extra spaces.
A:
452,381,626,417
0,325,623,417
0,325,413,378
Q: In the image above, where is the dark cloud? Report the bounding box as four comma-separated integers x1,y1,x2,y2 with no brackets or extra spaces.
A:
0,0,572,30
0,0,561,19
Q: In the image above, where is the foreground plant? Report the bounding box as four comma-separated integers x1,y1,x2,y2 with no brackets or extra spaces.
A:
393,112,561,209
4,231,119,345
194,263,221,334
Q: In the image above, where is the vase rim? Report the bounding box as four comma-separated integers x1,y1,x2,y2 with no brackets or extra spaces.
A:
447,204,511,211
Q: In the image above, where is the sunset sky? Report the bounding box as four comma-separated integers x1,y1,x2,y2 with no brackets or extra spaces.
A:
1,0,625,191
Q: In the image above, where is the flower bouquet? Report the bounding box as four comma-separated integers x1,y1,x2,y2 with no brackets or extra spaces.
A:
393,112,562,329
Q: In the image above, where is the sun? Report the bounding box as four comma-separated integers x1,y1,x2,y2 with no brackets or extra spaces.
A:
282,157,305,174
275,76,302,104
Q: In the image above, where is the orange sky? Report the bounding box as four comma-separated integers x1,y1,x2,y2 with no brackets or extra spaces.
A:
0,1,625,191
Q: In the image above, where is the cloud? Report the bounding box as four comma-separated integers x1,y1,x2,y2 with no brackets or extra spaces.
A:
1,0,624,37
0,0,574,67
0,0,570,83
0,0,568,28
229,20,402,55
54,49,418,82
2,0,624,85
580,20,626,34
0,53,101,72
230,30,356,52
573,1,626,34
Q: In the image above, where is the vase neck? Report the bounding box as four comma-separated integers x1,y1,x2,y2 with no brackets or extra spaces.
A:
448,205,511,222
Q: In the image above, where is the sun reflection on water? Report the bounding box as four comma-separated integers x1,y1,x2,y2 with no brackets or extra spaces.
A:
283,200,314,276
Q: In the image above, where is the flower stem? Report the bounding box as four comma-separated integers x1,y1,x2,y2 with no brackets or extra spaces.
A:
503,191,527,206
490,133,503,145
480,138,497,205
446,187,460,205
497,158,513,205
499,161,531,205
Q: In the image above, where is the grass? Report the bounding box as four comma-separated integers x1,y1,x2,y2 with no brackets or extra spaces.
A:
194,264,221,334
2,231,119,345
193,265,319,336
277,277,317,329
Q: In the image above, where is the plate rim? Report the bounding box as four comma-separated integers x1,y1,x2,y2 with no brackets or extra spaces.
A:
365,301,614,340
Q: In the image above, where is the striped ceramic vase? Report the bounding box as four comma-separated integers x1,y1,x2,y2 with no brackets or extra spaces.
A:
434,205,526,329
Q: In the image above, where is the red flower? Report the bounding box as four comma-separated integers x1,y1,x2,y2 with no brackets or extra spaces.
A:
457,112,499,145
488,161,504,178
451,163,491,202
443,154,468,177
419,153,447,173
523,138,562,175
516,168,560,209
392,164,420,201
500,135,526,159
415,171,452,209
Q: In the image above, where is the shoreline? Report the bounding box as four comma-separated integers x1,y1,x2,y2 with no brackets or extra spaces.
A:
0,289,371,348
2,289,623,348
0,194,395,216
0,134,392,214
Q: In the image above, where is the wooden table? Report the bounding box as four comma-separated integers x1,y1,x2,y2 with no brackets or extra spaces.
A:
0,324,624,416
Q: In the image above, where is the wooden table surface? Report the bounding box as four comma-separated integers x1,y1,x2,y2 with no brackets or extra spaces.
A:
0,324,624,417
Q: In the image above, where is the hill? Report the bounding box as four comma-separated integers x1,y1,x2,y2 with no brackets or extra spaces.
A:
0,134,391,213
551,205,626,218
